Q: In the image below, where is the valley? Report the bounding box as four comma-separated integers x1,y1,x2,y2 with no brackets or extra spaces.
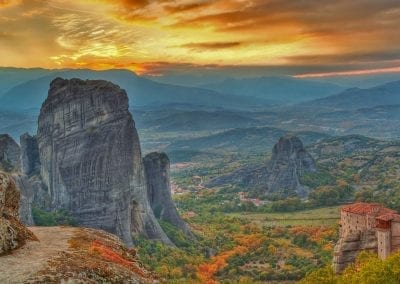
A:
2,1,400,283
0,69,400,283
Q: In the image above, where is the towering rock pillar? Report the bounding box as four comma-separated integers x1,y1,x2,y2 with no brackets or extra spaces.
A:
0,134,20,171
36,78,171,245
20,133,40,176
266,135,317,197
206,135,317,198
144,152,193,237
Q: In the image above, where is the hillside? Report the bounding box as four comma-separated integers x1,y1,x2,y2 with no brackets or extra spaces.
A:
136,110,261,131
167,127,329,153
0,227,157,283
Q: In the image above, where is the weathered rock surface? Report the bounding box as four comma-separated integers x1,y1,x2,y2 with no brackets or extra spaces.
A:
13,174,44,226
207,135,316,197
0,134,20,171
333,230,377,273
0,171,36,255
144,152,193,237
20,133,40,176
265,135,317,196
36,78,171,245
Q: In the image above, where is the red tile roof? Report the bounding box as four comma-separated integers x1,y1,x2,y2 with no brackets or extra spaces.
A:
376,213,400,222
342,202,397,216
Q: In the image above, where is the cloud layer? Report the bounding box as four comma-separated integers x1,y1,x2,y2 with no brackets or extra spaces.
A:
0,0,399,76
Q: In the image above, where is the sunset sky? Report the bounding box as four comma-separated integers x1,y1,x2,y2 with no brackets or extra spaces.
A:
1,0,400,77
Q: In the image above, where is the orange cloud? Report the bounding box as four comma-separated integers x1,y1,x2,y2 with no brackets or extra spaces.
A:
294,66,400,78
0,0,400,77
0,0,20,8
182,41,242,50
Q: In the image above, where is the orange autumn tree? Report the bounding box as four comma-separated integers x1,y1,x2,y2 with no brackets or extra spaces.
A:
197,232,264,283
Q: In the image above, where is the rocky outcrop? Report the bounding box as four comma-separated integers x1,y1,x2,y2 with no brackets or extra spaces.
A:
13,174,43,226
265,135,316,196
0,134,20,171
0,171,36,255
36,78,171,245
207,135,316,197
333,230,377,273
20,133,40,176
144,152,193,237
0,226,159,283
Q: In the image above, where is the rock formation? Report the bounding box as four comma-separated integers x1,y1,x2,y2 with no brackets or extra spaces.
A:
144,152,193,237
0,171,36,255
333,203,400,273
0,134,20,171
207,135,316,197
20,133,40,176
36,78,171,245
13,174,41,226
333,230,377,273
265,135,317,196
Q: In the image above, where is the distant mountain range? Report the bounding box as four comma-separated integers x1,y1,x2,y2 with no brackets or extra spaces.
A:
0,68,267,111
199,76,345,104
305,80,400,109
3,68,399,112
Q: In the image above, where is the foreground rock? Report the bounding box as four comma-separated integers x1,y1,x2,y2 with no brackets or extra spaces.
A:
0,226,158,283
36,78,170,245
0,172,36,255
144,152,193,237
207,135,316,197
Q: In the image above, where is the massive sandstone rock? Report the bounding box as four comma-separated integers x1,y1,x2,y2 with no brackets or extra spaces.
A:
20,133,40,176
265,135,316,196
0,134,20,171
144,152,193,237
36,78,171,245
207,135,316,197
333,230,377,273
0,171,36,255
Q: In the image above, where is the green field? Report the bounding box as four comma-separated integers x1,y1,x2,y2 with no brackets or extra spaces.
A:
227,206,341,226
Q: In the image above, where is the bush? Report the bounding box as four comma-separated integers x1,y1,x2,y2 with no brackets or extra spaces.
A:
32,207,77,226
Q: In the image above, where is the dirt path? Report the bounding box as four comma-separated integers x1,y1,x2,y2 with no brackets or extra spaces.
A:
0,226,77,284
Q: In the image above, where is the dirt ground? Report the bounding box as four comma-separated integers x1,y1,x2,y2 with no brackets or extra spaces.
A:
0,226,77,283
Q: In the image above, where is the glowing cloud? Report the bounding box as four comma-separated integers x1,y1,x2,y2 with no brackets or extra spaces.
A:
0,0,399,76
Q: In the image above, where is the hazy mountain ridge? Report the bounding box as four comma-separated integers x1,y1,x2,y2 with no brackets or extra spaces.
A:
0,68,268,111
305,80,400,109
199,76,345,103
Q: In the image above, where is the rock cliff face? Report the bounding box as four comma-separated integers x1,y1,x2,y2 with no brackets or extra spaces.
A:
20,133,40,176
0,171,36,255
36,78,171,245
333,230,377,273
13,175,40,226
144,152,192,237
266,135,316,196
207,135,316,197
0,134,20,171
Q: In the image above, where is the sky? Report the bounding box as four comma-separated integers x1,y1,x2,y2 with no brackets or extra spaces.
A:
1,0,400,77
